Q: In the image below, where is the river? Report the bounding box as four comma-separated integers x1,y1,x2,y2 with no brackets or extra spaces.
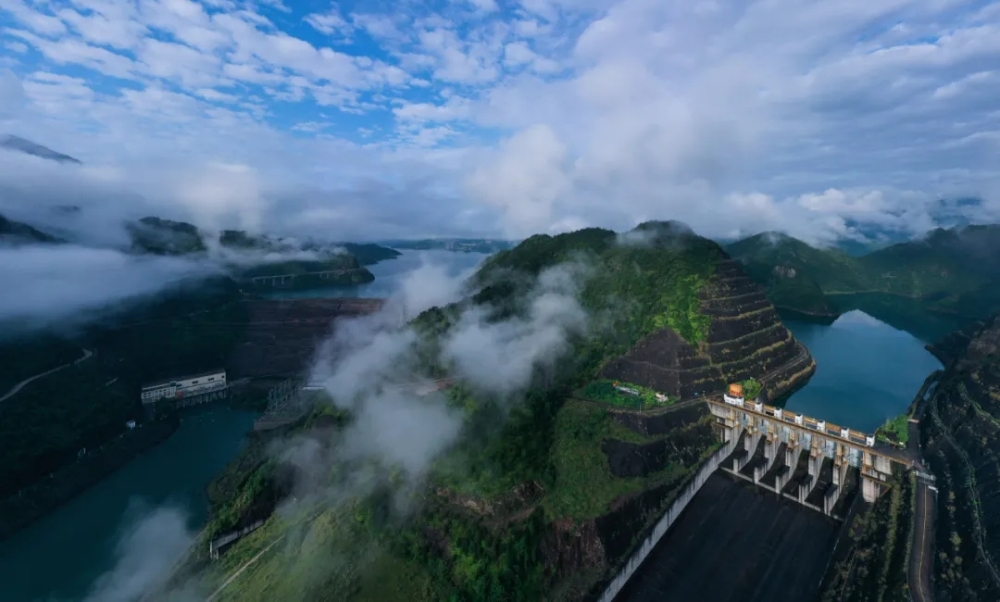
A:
0,250,489,602
780,308,946,433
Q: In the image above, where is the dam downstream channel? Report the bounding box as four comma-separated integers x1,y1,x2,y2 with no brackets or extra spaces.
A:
615,309,943,602
0,250,488,602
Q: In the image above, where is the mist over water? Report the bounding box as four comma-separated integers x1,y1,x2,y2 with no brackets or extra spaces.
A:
0,250,489,602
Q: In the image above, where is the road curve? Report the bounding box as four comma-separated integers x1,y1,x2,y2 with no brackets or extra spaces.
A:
0,348,93,403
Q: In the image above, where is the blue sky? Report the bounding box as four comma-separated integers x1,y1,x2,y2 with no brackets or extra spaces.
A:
0,0,998,244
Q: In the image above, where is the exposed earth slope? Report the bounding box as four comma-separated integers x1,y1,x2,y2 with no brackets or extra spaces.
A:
167,222,817,602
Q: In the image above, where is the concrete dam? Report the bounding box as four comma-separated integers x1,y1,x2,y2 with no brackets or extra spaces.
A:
599,390,915,602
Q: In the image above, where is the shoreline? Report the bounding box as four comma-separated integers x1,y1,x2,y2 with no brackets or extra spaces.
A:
0,415,180,542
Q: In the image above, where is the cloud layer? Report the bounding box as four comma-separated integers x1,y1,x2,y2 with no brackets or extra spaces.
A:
0,0,997,244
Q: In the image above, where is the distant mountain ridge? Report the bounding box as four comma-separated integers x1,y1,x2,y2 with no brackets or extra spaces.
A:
726,224,1000,321
0,213,65,245
0,135,81,164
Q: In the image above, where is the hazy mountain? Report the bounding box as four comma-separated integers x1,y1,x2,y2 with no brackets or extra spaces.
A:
0,135,81,164
0,213,65,245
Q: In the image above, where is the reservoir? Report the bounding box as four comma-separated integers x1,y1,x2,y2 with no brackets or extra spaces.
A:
0,407,257,602
780,310,944,433
0,250,489,602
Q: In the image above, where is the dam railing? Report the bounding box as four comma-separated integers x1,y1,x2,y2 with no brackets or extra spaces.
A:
596,436,739,602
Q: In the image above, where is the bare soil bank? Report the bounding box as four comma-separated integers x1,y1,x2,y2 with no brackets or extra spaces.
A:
615,472,839,602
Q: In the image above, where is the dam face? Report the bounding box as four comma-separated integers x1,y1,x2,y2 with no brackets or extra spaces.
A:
615,473,840,602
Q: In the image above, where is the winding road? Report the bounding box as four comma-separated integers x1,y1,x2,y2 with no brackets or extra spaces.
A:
0,348,93,403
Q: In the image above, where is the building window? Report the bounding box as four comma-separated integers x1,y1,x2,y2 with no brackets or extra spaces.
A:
208,377,214,381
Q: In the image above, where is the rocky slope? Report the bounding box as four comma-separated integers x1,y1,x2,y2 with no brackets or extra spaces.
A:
919,313,1000,601
600,257,816,401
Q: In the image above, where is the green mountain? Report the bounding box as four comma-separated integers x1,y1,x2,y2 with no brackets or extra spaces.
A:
169,221,819,601
0,214,64,245
726,225,1000,322
125,217,385,290
126,216,208,255
0,135,81,165
919,313,1000,601
341,242,402,265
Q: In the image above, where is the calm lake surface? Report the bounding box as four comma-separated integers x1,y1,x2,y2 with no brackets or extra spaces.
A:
0,250,490,602
780,310,944,433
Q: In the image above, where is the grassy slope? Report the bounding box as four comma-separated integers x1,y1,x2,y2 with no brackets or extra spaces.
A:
191,223,734,601
727,225,1000,321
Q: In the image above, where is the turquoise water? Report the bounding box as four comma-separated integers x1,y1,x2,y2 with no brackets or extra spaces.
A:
0,250,490,602
0,406,257,602
780,310,943,433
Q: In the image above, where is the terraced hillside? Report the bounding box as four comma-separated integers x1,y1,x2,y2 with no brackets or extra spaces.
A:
168,223,820,602
600,258,816,401
919,313,1000,601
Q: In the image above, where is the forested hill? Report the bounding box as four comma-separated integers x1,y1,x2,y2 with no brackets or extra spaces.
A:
919,312,1000,601
0,213,64,245
177,221,817,602
726,225,1000,321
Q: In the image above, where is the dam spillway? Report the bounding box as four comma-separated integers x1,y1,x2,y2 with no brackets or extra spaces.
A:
614,473,841,602
601,394,915,602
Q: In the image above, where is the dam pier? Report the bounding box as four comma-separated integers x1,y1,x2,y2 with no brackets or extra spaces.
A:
708,389,909,513
601,383,919,602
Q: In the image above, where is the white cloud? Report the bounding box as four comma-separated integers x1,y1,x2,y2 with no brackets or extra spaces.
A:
0,0,996,246
466,124,571,236
0,68,25,118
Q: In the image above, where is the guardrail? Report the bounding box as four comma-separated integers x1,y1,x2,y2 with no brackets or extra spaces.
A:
717,395,875,447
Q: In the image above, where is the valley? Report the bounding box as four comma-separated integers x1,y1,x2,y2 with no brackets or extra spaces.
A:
0,219,995,602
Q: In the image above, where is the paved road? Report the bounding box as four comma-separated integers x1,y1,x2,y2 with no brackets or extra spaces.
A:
0,348,93,403
906,371,939,602
910,480,935,602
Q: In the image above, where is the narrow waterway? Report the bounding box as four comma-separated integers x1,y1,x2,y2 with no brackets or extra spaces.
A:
780,309,944,433
0,250,490,602
0,406,257,602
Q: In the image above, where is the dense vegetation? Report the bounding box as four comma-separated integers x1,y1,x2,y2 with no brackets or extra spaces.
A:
919,313,1000,601
577,380,674,410
177,222,803,602
0,278,246,506
819,474,915,602
727,225,1000,323
876,414,910,445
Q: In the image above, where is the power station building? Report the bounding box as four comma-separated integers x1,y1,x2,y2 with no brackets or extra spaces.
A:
140,369,227,404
